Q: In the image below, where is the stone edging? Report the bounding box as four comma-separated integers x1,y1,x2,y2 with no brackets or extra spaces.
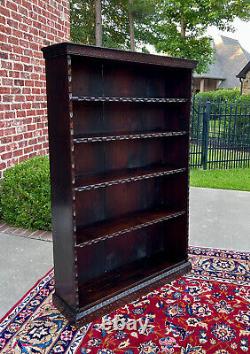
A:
0,222,52,242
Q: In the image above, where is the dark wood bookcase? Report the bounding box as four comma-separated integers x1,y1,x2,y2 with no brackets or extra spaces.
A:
42,43,196,323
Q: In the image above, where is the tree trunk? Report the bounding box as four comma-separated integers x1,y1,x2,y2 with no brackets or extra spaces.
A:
128,0,135,51
95,0,102,46
180,17,186,38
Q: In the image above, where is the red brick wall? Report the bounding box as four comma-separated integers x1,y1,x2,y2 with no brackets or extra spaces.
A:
0,0,70,177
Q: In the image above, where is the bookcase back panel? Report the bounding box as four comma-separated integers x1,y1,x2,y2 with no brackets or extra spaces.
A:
73,102,188,136
77,222,171,284
76,215,188,308
71,58,102,96
75,178,160,226
74,137,186,177
71,57,190,99
103,62,190,99
102,62,163,98
75,173,186,228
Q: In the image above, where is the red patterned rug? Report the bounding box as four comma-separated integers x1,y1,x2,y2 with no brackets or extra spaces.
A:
0,247,249,353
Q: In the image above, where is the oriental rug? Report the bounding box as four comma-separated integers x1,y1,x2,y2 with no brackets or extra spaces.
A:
0,247,249,354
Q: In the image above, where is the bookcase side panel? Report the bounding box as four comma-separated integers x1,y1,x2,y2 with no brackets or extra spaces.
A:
45,55,77,309
178,70,193,260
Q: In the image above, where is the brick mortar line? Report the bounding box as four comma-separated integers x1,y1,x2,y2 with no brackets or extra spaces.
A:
1,29,68,41
0,129,49,140
1,4,68,22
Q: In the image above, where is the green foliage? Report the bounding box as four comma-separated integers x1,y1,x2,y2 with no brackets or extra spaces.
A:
70,0,156,50
236,94,250,106
102,0,130,49
70,0,95,44
195,88,250,105
128,0,156,48
195,88,242,102
0,156,51,231
191,91,250,161
150,0,250,73
70,0,250,73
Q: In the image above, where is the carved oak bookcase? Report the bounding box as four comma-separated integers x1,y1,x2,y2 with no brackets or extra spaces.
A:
42,43,196,323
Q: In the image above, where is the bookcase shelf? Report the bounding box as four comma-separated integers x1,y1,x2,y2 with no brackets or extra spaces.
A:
73,130,187,143
42,43,196,323
71,96,189,103
74,165,186,192
78,256,188,312
76,208,185,247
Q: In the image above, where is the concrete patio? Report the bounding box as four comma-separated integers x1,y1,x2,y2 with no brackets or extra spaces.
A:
0,187,249,318
190,187,250,251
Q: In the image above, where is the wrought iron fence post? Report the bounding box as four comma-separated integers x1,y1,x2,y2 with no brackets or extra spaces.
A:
201,101,211,170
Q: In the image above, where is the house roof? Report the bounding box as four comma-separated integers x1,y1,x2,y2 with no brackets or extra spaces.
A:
236,61,250,79
193,35,250,88
194,53,225,80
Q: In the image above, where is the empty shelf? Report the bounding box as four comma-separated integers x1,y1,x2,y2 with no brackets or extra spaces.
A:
78,253,188,308
71,96,188,103
73,130,187,143
76,208,185,247
75,165,186,192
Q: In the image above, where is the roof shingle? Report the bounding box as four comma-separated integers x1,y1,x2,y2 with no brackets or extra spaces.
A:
193,35,250,88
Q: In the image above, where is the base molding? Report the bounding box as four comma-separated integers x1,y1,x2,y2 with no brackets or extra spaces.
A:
53,260,191,325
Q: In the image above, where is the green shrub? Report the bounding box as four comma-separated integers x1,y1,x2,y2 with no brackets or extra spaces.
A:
194,88,250,106
236,94,250,105
0,156,51,231
195,88,241,102
192,89,250,144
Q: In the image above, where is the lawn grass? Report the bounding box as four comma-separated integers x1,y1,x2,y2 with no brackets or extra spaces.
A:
190,168,250,192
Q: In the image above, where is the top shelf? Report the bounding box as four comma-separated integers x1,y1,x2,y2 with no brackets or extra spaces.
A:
71,96,189,103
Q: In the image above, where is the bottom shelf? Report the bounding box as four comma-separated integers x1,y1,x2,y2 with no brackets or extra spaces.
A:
54,254,191,323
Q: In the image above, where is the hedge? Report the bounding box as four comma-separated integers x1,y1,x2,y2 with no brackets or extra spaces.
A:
195,88,250,104
0,156,51,231
192,89,250,145
195,88,241,102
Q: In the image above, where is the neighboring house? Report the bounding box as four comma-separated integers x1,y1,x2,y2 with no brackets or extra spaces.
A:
193,35,250,92
237,61,250,95
0,1,70,178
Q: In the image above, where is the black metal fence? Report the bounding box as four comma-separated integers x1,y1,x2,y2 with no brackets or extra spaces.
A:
190,98,250,169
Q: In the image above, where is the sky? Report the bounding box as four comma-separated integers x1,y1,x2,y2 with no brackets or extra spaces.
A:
207,19,250,52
